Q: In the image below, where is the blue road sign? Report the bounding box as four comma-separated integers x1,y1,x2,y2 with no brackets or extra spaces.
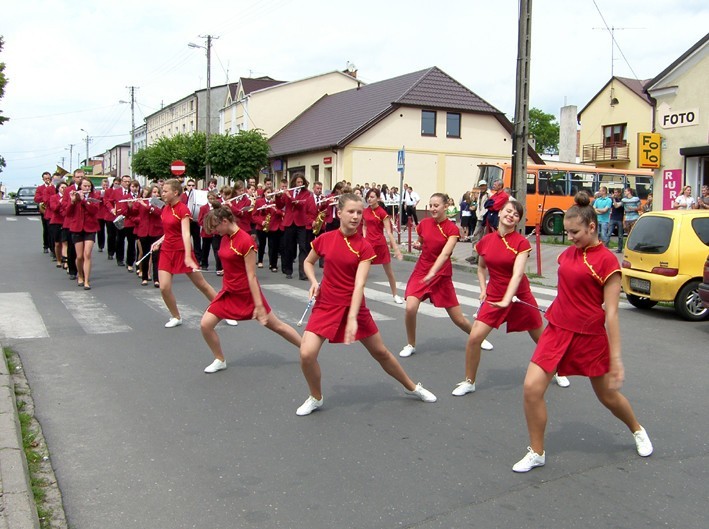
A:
397,148,405,172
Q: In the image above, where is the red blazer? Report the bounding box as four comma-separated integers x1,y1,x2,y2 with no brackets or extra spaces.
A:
197,203,214,238
35,184,55,220
48,192,65,225
66,191,100,233
116,194,140,229
61,184,78,229
282,188,316,228
229,195,253,232
134,202,164,238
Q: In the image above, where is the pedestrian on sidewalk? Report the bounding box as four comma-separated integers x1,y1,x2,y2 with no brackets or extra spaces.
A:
609,188,625,253
296,193,437,416
512,192,652,473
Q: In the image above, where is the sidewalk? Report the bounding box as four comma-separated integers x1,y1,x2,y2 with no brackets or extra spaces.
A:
0,349,41,529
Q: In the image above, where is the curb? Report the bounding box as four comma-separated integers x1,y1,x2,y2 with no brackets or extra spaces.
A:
0,347,41,529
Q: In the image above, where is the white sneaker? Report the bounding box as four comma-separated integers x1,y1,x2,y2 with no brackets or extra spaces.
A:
296,395,323,416
451,379,476,396
405,382,437,402
393,294,404,304
225,319,238,326
512,447,546,472
399,344,416,357
633,426,653,457
164,317,182,328
204,359,227,373
553,374,570,387
481,339,493,351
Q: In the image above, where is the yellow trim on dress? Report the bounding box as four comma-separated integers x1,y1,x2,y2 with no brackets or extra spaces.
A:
343,235,360,257
170,204,182,220
582,247,604,285
500,234,519,256
228,229,245,256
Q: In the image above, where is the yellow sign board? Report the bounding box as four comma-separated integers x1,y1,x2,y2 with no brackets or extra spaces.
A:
637,132,661,168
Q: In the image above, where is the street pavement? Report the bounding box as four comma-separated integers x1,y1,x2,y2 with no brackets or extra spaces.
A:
0,206,707,529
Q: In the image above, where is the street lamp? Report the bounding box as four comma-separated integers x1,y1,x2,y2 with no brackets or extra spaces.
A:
189,36,216,180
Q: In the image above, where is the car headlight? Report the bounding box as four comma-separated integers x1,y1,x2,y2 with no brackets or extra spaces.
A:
15,199,25,205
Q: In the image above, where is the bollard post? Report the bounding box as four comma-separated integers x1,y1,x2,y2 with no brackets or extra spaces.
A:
535,224,542,276
407,217,413,253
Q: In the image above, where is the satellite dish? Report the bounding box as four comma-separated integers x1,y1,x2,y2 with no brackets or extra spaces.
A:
347,61,357,73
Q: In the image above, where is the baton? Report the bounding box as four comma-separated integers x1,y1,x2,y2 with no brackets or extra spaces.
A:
512,295,546,313
297,296,316,327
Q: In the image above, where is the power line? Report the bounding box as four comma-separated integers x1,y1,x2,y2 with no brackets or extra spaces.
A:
591,0,642,79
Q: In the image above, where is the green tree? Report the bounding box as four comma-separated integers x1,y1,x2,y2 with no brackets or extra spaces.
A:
0,36,9,173
528,107,559,155
208,129,270,183
132,133,207,180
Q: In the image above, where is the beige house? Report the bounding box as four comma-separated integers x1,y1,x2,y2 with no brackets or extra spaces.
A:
578,76,653,169
268,67,541,202
646,32,709,204
145,84,232,146
220,71,362,138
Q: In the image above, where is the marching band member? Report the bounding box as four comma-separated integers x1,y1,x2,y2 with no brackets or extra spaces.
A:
398,193,492,358
228,180,253,235
48,181,68,269
198,206,302,374
61,169,84,280
135,185,163,286
282,173,316,280
115,179,141,272
66,178,100,289
34,171,54,254
363,188,404,304
197,192,223,272
295,193,437,416
513,192,652,473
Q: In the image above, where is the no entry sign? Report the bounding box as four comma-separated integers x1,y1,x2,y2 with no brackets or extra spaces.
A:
171,160,186,176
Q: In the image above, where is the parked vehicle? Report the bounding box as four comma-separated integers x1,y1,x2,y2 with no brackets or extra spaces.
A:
699,254,709,309
621,210,709,321
14,187,39,215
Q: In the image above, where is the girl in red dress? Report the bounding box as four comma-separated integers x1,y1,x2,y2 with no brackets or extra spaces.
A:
453,200,550,396
296,194,437,416
199,206,302,373
151,179,221,328
513,193,653,473
399,193,492,358
363,188,404,304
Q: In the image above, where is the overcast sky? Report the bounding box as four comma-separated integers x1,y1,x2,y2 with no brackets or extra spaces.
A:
1,0,707,190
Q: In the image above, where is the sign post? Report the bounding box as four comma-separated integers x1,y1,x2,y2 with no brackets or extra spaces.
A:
397,147,405,244
170,160,186,177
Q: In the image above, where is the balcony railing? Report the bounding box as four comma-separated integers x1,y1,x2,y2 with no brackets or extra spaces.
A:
582,143,630,163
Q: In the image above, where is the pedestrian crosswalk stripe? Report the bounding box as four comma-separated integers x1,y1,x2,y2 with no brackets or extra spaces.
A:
5,218,17,222
26,217,41,221
131,290,206,329
0,292,49,340
56,291,132,334
261,284,395,321
362,287,446,318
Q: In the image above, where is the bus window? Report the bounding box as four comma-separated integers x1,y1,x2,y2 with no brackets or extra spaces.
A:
538,170,566,196
627,175,653,199
527,172,536,194
477,165,503,188
569,171,595,197
598,173,625,194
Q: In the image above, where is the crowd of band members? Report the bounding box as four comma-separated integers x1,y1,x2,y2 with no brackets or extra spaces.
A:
34,169,425,289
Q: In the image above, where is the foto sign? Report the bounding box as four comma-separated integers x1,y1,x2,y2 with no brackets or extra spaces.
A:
171,160,186,176
660,108,699,129
637,132,661,168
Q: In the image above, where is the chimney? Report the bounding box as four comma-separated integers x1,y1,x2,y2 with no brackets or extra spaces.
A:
558,105,578,163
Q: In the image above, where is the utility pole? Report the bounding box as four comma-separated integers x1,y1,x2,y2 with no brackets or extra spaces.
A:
512,0,532,221
127,86,138,177
80,129,91,172
66,144,75,171
190,35,218,180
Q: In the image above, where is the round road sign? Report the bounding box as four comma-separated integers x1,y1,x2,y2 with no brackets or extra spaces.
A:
170,160,186,176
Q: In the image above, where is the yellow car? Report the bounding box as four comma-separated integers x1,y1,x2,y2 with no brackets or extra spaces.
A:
622,209,709,321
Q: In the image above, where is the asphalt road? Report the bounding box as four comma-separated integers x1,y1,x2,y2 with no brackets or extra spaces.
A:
1,203,708,529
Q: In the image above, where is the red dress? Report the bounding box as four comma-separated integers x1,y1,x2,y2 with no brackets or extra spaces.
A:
306,229,378,343
158,201,197,274
531,243,621,376
475,231,542,332
363,206,391,265
207,228,272,320
404,217,460,308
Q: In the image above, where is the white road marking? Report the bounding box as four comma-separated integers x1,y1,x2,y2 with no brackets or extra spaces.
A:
131,289,206,329
26,217,41,221
0,293,49,339
6,218,17,222
56,291,132,334
262,284,395,321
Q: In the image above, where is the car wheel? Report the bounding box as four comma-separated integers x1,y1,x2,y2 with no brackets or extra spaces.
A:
626,293,658,310
14,208,20,216
674,280,709,321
